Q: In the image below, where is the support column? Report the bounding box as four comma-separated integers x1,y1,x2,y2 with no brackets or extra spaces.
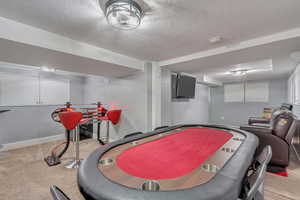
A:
151,62,162,130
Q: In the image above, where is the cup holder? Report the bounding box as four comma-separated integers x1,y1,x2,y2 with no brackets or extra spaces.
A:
131,141,139,146
142,180,160,191
99,158,114,166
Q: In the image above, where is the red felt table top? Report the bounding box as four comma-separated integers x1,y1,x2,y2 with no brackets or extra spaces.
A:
116,128,233,180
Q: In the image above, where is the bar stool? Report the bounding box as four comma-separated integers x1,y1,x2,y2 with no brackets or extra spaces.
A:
59,112,83,169
98,110,122,144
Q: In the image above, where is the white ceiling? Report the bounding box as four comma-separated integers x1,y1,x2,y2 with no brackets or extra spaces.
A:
164,37,300,82
0,0,300,61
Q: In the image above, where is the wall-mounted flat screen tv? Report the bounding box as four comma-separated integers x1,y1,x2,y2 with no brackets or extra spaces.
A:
172,73,196,99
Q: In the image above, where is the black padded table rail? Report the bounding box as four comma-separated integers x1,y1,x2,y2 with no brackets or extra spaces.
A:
78,124,258,200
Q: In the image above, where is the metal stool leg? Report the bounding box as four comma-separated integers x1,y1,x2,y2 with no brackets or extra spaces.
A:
65,126,82,169
106,121,110,143
97,120,105,145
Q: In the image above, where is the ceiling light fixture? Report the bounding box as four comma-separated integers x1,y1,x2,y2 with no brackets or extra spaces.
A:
41,66,56,72
104,0,143,30
229,69,249,76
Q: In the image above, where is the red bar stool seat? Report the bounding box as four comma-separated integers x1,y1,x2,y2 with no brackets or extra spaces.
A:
80,118,92,125
108,110,122,125
98,110,122,144
59,112,83,169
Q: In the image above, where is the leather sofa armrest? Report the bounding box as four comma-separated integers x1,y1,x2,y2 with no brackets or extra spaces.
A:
248,117,270,125
252,130,289,167
240,125,273,135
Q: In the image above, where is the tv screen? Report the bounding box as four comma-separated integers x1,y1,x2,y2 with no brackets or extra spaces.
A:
171,74,178,99
176,74,196,98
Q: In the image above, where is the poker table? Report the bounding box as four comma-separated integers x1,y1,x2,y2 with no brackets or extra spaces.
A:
78,124,258,200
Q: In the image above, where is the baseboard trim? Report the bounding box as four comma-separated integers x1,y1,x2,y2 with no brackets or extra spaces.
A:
1,134,119,152
1,134,65,151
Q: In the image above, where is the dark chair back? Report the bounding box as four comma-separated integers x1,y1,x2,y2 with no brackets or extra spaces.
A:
241,146,272,200
50,186,71,200
280,103,293,111
272,111,296,141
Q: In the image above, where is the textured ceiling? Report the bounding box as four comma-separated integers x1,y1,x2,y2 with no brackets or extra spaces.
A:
0,0,300,61
164,37,300,82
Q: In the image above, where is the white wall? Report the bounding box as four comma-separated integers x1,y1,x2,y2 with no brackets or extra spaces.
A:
161,69,210,126
0,64,150,145
171,84,210,124
83,71,149,140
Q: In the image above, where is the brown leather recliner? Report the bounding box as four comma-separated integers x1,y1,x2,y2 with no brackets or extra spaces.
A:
248,103,293,126
241,110,298,167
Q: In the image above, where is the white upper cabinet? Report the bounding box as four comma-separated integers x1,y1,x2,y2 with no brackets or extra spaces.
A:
0,72,39,106
0,71,70,106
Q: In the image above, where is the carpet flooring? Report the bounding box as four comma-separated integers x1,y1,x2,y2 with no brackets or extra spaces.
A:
0,139,300,200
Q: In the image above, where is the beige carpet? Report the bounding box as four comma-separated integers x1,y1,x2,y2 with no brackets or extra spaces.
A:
0,139,299,200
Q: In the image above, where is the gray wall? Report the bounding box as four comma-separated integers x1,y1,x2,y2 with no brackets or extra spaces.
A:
209,78,288,126
161,69,210,126
171,84,210,124
0,106,65,144
83,71,149,140
1,66,150,145
0,75,85,145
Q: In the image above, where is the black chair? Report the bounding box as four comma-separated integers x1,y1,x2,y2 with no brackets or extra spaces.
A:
50,186,71,200
124,132,143,139
280,103,293,111
239,146,272,200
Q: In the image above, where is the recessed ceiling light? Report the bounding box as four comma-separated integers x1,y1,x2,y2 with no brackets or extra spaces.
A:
104,0,143,30
41,66,56,72
209,36,223,44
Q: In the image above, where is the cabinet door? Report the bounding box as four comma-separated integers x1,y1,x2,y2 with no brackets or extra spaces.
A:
39,77,70,105
0,72,39,106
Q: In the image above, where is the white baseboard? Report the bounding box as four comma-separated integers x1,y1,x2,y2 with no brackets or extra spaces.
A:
1,134,65,151
1,134,119,152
